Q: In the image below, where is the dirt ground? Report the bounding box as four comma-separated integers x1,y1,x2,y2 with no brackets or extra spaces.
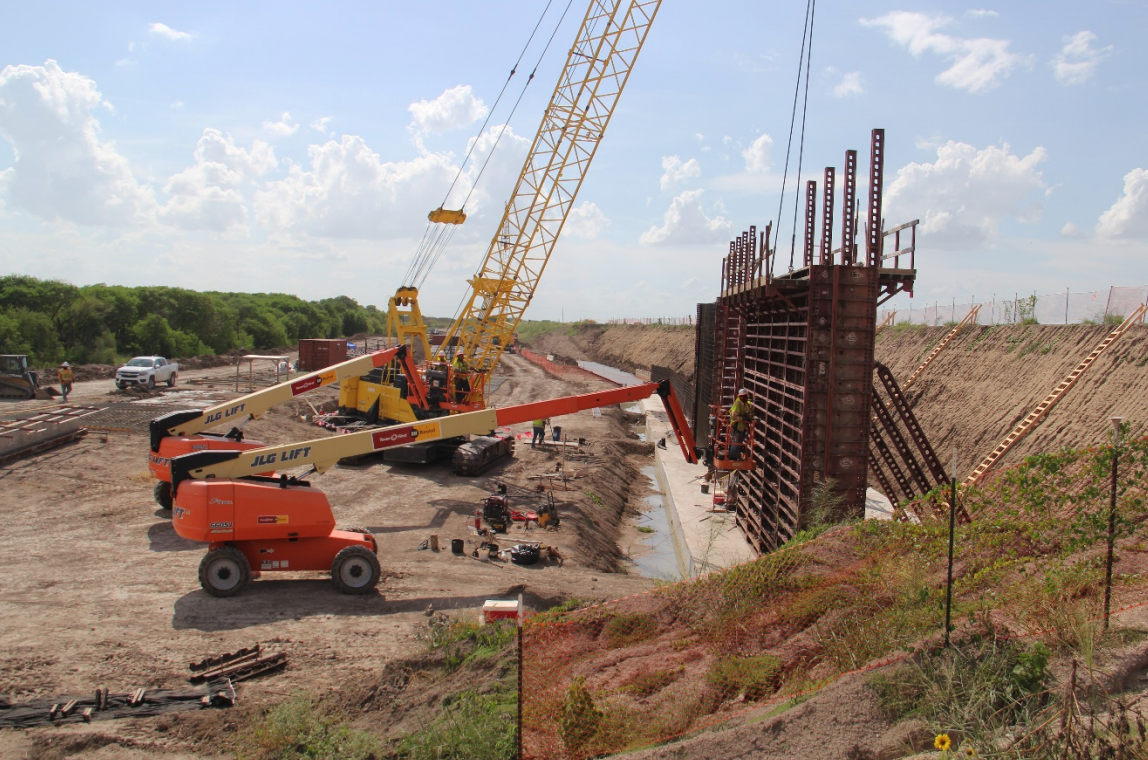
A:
0,353,665,758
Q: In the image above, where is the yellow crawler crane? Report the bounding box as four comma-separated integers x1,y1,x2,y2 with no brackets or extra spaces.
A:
337,0,662,459
437,0,662,377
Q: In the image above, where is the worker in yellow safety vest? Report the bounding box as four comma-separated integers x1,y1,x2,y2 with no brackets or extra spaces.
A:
531,418,549,448
451,353,470,404
728,387,754,460
57,362,75,403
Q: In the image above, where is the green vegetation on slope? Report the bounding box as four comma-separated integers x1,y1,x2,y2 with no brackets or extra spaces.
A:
0,274,387,366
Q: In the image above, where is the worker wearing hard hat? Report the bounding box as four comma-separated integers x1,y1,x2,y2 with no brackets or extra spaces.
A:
451,353,470,404
57,362,74,403
728,387,754,460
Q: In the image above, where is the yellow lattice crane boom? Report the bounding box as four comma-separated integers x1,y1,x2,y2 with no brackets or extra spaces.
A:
438,0,662,372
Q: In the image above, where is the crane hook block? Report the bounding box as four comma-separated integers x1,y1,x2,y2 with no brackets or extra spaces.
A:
429,207,467,225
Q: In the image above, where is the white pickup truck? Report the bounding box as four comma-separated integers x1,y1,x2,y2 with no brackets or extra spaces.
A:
116,356,179,389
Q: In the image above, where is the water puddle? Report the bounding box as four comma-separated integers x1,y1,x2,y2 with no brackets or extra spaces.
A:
577,360,642,386
632,465,680,580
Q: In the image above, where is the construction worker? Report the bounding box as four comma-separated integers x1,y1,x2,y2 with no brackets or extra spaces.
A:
728,387,754,460
531,418,549,447
57,362,74,403
451,352,470,404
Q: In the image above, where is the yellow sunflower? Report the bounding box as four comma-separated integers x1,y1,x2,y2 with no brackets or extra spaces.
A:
934,734,952,752
963,747,977,758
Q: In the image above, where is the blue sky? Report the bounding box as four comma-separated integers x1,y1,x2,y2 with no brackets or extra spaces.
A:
2,1,1146,321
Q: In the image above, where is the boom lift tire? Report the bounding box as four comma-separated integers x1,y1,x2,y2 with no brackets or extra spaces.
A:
153,480,173,510
330,545,381,595
199,545,251,597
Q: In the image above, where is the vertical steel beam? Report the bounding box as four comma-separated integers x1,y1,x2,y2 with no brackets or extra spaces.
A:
841,150,857,265
804,180,817,269
821,168,835,265
866,129,885,268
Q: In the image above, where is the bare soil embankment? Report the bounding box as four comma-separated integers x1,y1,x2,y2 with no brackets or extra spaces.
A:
876,323,1148,479
527,322,1148,481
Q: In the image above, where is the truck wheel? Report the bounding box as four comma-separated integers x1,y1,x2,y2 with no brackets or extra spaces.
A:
116,382,126,390
153,480,173,510
147,375,156,389
199,546,250,597
167,372,176,387
330,545,380,594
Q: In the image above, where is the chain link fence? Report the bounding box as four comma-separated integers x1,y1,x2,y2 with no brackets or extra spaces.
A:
880,286,1148,327
518,436,1148,759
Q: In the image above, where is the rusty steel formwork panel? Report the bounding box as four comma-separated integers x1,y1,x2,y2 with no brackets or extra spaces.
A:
693,302,717,447
703,129,918,554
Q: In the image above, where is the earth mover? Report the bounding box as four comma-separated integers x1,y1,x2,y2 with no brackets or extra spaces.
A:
168,379,698,597
0,355,41,400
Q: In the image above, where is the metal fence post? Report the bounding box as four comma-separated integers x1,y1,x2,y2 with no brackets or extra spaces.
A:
944,450,957,647
1104,417,1124,630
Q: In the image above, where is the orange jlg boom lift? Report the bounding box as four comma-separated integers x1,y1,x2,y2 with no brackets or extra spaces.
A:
167,379,697,597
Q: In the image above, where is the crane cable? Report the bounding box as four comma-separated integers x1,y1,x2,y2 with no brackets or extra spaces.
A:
403,0,576,292
402,0,556,289
771,0,817,277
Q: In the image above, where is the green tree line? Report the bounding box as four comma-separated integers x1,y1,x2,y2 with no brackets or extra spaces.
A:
0,275,387,367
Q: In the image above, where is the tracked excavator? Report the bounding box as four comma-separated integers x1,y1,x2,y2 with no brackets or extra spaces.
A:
146,345,425,509
323,0,663,474
168,378,697,597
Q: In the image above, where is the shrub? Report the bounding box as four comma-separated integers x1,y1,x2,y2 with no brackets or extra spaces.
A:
399,689,517,760
245,692,383,760
706,654,782,700
559,676,603,754
603,613,658,648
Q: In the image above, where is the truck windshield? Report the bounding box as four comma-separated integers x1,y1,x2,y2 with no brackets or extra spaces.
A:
127,358,154,367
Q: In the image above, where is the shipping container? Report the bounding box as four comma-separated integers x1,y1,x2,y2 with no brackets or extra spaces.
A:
297,339,348,372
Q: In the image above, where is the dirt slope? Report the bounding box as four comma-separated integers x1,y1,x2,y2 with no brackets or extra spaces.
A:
527,321,1148,482
875,323,1148,479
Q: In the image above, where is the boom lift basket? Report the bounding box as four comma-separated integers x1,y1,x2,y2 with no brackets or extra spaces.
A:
709,407,756,472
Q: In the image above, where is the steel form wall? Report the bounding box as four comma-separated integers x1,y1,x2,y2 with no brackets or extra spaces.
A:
706,129,919,553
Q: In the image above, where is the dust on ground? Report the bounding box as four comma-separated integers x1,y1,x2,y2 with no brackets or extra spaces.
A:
0,354,663,758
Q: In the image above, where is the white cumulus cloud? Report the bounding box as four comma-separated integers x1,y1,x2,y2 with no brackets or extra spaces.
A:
159,129,277,233
861,11,1023,93
742,134,773,173
1096,168,1148,239
640,189,730,245
1052,31,1112,86
0,60,155,226
833,71,865,97
659,155,700,190
408,85,487,135
253,135,460,240
149,22,193,41
884,141,1048,248
263,111,299,137
311,116,333,136
564,201,608,239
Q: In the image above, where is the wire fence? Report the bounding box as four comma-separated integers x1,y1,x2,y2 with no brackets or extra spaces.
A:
517,435,1148,759
606,317,696,326
881,285,1148,327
